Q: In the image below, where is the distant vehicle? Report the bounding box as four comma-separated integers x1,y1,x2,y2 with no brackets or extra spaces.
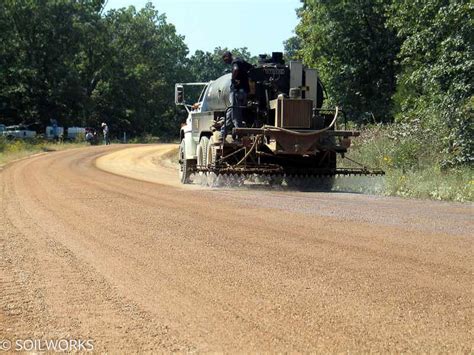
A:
67,127,86,140
1,125,36,139
45,125,64,139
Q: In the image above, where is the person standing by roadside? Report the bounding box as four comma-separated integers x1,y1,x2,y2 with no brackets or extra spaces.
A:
102,122,110,145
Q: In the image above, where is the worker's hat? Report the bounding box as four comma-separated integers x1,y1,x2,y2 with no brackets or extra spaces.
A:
221,51,232,58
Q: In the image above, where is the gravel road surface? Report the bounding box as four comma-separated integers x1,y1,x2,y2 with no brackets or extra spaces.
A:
1,144,472,352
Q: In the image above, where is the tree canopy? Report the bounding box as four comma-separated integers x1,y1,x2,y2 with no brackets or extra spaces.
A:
388,0,473,165
0,0,189,137
289,0,472,165
293,0,400,122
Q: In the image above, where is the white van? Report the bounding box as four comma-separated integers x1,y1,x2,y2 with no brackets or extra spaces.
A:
1,125,36,139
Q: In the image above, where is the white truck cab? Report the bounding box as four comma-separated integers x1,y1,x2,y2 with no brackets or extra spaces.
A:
176,81,218,182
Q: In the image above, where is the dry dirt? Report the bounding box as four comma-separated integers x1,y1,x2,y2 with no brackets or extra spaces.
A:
0,144,472,352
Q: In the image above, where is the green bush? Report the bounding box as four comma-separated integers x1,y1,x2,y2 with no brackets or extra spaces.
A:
74,132,85,143
342,124,473,202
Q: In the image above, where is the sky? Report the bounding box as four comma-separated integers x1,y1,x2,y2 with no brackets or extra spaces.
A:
104,0,301,56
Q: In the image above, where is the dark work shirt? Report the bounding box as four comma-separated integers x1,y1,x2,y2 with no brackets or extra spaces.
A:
231,57,253,92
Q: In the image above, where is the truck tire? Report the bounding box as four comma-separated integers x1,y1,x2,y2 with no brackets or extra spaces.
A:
178,139,192,184
206,137,218,169
197,136,210,169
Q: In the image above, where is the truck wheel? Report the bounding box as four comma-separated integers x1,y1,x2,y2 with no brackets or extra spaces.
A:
197,136,209,169
178,139,192,184
206,137,218,168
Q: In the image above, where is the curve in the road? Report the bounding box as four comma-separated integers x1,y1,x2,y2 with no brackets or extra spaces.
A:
0,145,472,352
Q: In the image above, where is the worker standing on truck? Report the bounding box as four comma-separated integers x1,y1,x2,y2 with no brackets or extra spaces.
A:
221,51,253,140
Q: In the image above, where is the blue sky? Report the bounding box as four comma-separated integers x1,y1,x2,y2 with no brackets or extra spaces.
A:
104,0,301,56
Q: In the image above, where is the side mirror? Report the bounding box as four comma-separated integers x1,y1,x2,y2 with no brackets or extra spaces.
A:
175,84,185,105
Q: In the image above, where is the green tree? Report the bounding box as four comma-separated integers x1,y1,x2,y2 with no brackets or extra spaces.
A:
295,0,400,122
283,36,302,61
0,0,105,126
0,1,190,138
93,3,189,136
388,0,473,165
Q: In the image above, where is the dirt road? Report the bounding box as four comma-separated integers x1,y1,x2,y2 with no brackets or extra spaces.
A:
0,145,472,352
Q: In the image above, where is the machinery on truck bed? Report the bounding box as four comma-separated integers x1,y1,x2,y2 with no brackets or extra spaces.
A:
175,52,383,185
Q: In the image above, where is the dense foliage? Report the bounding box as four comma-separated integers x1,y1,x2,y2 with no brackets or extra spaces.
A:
293,0,400,122
0,1,189,137
290,0,472,166
388,0,473,165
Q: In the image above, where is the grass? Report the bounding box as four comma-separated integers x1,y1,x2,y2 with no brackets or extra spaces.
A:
127,134,179,144
340,124,473,202
0,137,87,166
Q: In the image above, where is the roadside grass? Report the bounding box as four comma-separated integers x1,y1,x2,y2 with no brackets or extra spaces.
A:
340,124,473,202
0,137,87,166
127,134,179,144
127,134,161,144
